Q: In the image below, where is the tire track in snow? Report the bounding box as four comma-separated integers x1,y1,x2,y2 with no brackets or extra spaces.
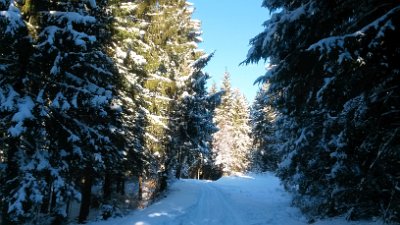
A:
174,181,244,225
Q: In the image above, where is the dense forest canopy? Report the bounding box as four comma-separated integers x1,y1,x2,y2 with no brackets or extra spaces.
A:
1,0,399,224
0,1,253,224
246,0,400,223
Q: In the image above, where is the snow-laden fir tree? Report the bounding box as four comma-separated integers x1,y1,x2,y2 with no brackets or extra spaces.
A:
167,53,221,179
212,72,252,174
108,0,150,204
1,0,214,222
128,0,203,190
229,89,252,172
0,1,31,223
1,1,123,224
250,85,280,172
245,0,400,222
212,72,234,173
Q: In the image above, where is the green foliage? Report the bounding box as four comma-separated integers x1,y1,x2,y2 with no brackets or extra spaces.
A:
247,0,400,222
250,87,281,172
212,72,252,174
1,0,215,223
167,54,221,179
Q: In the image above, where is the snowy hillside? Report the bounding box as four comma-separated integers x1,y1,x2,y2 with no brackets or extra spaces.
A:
82,174,382,225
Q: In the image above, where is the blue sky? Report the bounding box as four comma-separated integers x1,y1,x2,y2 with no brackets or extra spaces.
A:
191,0,269,101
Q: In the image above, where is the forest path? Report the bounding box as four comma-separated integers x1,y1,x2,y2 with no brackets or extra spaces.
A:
85,174,381,225
85,173,306,225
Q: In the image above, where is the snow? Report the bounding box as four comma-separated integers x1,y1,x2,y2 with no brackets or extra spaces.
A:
0,3,25,35
81,173,382,225
307,5,400,52
38,12,97,50
8,96,35,136
0,85,19,111
260,3,313,50
50,11,96,24
316,77,335,103
87,0,97,8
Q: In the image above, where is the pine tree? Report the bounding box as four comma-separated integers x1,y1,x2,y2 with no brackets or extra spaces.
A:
212,72,252,174
250,85,280,172
230,89,252,172
0,1,123,223
168,53,220,179
212,72,233,173
246,0,400,222
1,0,214,222
130,0,203,190
0,1,32,223
108,0,149,204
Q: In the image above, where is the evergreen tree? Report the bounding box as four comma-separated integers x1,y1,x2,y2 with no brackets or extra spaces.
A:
229,89,252,172
246,0,400,222
1,1,122,223
250,85,280,172
212,72,252,174
209,82,217,94
108,0,149,203
212,72,234,173
0,1,32,223
1,0,214,222
130,0,203,190
168,53,220,179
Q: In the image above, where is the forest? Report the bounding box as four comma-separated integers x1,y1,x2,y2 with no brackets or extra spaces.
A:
1,0,399,224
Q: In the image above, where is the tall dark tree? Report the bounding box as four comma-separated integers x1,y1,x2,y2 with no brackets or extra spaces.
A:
1,0,122,223
250,85,280,172
0,1,32,224
108,0,149,203
168,54,221,179
246,0,400,222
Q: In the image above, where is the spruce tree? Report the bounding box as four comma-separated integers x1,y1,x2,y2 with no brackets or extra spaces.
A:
0,1,32,223
129,0,203,189
212,72,234,173
212,72,252,174
250,86,280,172
246,0,400,221
1,1,122,223
108,0,149,203
230,89,252,172
168,54,220,179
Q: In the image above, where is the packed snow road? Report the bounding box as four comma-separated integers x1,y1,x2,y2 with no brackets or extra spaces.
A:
85,174,382,225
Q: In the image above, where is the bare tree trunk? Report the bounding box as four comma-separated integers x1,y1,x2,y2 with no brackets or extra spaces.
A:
138,175,143,201
40,182,52,213
50,188,57,212
78,170,93,223
116,175,125,195
103,173,112,202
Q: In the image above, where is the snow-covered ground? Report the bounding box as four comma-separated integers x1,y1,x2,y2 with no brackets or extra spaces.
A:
83,173,383,225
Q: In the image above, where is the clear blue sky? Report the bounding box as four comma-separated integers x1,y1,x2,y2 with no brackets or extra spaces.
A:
191,0,269,101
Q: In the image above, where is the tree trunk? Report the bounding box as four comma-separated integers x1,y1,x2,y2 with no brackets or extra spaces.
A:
103,173,112,202
50,189,57,212
175,164,182,179
78,171,93,223
120,179,125,195
175,148,182,179
116,175,125,195
159,172,168,193
197,167,201,180
40,183,51,213
138,175,143,201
